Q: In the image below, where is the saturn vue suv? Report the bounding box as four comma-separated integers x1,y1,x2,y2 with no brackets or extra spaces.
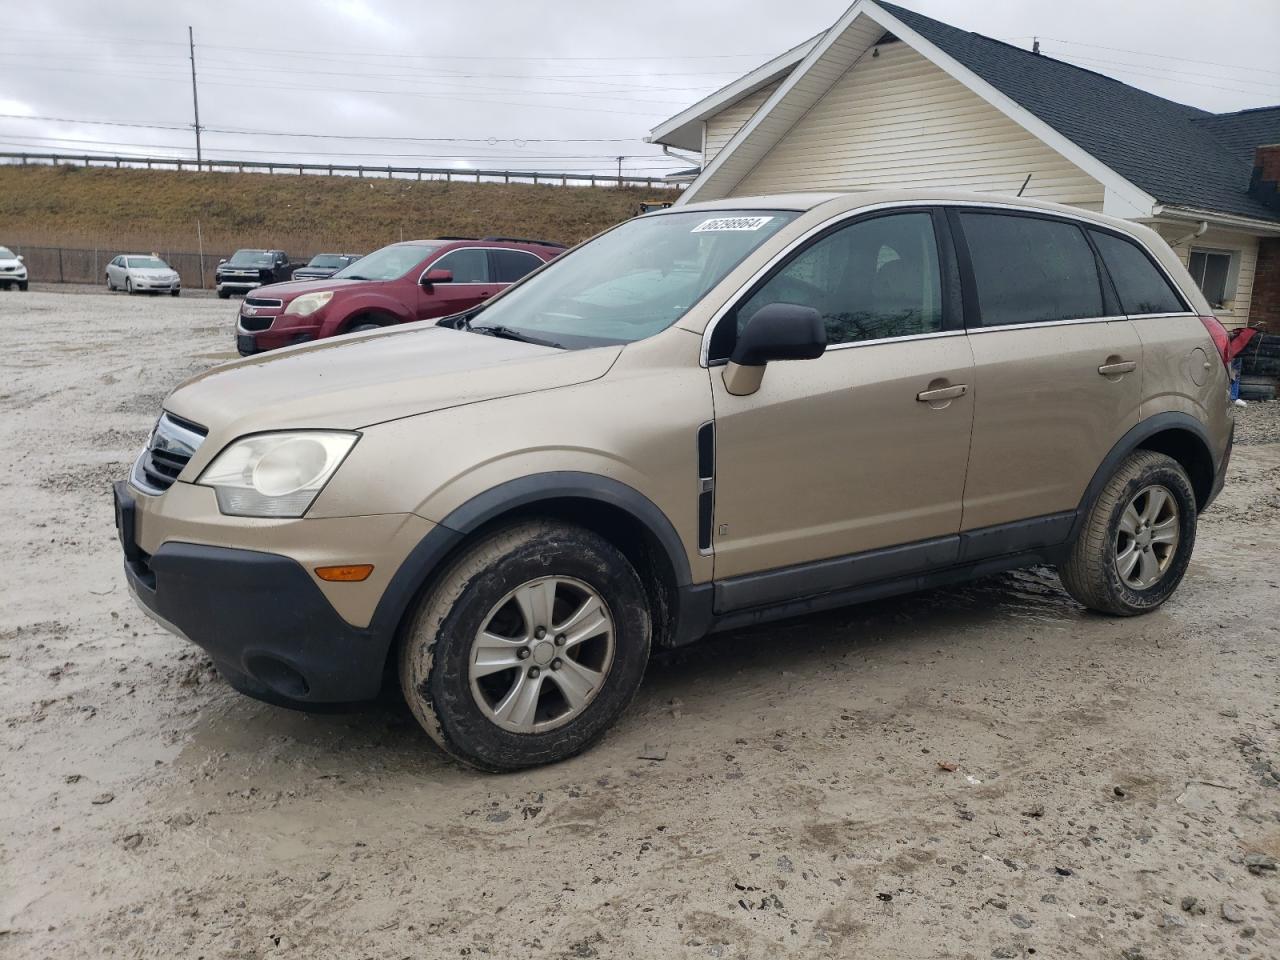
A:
234,237,566,356
115,190,1234,771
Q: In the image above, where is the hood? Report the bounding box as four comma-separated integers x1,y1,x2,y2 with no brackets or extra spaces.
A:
164,323,622,435
0,257,23,268
130,267,177,278
255,277,370,299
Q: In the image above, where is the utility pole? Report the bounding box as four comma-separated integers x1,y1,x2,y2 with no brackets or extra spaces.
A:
616,155,623,185
188,26,203,170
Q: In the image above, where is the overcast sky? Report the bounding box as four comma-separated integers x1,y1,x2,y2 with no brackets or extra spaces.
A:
1,0,1276,178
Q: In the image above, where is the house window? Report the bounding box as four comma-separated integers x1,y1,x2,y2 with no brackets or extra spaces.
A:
1187,249,1236,308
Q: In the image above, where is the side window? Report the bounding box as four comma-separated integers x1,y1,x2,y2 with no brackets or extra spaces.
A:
1089,230,1187,315
959,213,1103,326
491,249,544,283
1187,248,1235,309
731,212,943,349
433,248,489,283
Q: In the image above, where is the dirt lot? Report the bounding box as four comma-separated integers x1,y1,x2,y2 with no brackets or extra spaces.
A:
1,288,1277,960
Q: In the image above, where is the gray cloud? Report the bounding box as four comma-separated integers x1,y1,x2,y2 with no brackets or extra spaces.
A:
1,0,1275,177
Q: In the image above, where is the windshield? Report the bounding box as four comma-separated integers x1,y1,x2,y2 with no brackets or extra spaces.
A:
333,243,439,281
127,256,168,269
307,254,347,268
228,250,272,266
0,247,14,259
465,210,799,348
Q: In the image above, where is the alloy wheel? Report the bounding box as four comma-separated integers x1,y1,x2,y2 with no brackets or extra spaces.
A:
468,576,615,733
1114,484,1180,589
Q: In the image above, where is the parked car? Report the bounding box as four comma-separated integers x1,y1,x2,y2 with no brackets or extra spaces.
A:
233,237,564,356
291,253,364,281
105,254,181,296
216,249,298,298
0,246,27,290
116,190,1233,771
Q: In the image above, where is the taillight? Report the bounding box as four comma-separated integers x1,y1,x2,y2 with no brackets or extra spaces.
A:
1198,315,1230,367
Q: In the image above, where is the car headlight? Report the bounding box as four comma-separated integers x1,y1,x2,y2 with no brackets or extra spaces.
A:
284,291,334,317
197,431,358,517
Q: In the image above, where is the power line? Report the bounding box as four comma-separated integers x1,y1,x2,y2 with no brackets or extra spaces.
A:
0,113,646,143
1036,36,1280,79
1046,52,1280,97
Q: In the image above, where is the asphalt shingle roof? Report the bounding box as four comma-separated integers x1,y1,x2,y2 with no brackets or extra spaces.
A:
876,1,1279,223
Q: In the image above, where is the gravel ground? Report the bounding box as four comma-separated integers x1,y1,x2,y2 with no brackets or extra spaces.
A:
1,289,1278,960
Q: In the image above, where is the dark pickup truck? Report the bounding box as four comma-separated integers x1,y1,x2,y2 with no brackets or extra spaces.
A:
216,249,299,298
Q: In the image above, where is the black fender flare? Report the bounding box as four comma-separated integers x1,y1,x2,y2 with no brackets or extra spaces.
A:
367,471,692,643
1068,411,1217,543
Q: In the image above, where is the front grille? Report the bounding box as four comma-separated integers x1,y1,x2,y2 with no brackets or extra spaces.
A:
239,315,273,331
132,412,208,494
245,296,282,308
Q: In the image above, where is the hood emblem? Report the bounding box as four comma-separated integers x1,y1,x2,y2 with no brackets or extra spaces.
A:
244,306,257,316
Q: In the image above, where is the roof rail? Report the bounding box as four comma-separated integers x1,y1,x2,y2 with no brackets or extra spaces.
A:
435,236,478,241
481,235,569,249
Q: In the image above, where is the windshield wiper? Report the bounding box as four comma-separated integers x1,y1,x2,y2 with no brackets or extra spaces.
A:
468,324,563,349
340,274,372,281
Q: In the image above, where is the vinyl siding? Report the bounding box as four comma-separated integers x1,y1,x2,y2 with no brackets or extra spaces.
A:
704,81,780,167
1153,226,1259,328
723,41,1105,209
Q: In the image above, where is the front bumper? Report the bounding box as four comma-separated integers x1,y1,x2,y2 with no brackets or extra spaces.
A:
115,480,438,705
132,279,180,291
235,316,321,355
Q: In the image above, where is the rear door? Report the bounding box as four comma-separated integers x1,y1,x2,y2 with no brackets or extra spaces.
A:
418,247,499,320
950,208,1144,533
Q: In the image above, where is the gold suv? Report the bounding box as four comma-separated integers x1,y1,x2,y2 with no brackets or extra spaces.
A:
115,191,1234,770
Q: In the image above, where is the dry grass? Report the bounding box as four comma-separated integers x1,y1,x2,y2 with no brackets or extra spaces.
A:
0,164,679,256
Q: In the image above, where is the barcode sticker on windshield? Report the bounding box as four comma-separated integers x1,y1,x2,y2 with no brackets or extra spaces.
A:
691,216,775,233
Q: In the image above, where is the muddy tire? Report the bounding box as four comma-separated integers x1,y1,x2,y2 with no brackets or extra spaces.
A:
1058,451,1197,616
399,521,651,771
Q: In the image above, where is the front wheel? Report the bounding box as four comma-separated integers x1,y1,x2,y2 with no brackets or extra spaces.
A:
170,289,181,297
217,288,230,299
1058,451,1197,616
399,521,651,771
125,278,133,295
16,281,26,292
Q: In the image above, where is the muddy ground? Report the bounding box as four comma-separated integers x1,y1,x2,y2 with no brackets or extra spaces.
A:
0,288,1277,960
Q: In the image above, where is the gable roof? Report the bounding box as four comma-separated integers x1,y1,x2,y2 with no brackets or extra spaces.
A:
654,0,1280,224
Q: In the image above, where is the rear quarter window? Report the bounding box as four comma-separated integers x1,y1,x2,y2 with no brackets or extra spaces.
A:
958,212,1104,326
1089,230,1188,315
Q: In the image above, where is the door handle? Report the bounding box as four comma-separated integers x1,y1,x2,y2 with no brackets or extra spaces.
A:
916,384,968,402
1098,360,1137,376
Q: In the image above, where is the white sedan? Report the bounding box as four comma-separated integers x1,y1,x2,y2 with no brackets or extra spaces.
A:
0,246,27,291
106,254,181,296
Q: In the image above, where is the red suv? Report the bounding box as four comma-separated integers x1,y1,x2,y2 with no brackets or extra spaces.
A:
234,237,566,355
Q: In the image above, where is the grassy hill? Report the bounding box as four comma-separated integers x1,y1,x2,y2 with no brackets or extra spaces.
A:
0,164,678,257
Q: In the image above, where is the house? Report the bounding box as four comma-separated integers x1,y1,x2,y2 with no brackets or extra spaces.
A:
647,0,1280,330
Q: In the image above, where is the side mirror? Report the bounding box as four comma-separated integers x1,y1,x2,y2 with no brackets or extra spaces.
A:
218,258,227,265
422,268,453,286
723,302,826,396
16,254,23,262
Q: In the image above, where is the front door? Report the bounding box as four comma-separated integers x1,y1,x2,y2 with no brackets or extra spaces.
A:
708,209,975,591
420,247,501,320
949,209,1144,531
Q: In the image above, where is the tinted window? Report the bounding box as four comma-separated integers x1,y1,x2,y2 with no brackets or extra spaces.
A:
492,249,544,283
433,248,489,283
1089,230,1186,314
959,213,1103,326
730,212,943,350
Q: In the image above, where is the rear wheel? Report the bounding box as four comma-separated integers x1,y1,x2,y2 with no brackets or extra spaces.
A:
399,521,651,771
1058,451,1197,615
